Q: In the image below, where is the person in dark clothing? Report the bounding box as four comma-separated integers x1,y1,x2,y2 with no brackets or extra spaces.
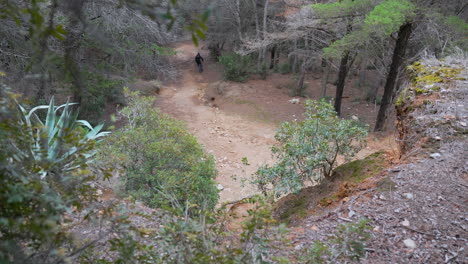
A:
195,52,204,73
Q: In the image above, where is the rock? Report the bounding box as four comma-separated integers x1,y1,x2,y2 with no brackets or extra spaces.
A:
430,153,442,159
403,193,414,199
403,238,417,249
288,98,300,104
294,243,304,250
348,210,356,218
401,219,410,227
434,136,441,141
217,184,224,191
459,121,467,127
351,115,359,121
311,225,319,231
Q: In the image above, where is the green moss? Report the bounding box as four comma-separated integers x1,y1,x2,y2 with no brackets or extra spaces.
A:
332,151,386,183
275,152,387,224
398,62,463,107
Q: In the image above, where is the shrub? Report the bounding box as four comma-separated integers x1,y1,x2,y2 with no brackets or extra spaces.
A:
257,62,268,80
0,87,110,263
254,99,368,196
278,62,291,74
100,89,218,213
79,71,125,123
219,53,253,82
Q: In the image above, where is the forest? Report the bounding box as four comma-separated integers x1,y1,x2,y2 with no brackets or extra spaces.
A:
0,0,467,263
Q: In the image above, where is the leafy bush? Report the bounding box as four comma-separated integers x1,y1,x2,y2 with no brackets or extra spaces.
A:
0,87,110,263
278,62,291,74
80,71,125,123
254,99,368,196
257,62,268,80
219,53,253,82
100,89,219,213
152,195,289,263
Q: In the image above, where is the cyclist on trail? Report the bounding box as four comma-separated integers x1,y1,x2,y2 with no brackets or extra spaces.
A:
195,52,204,73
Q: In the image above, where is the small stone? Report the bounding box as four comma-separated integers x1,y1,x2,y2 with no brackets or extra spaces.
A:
430,153,442,159
403,193,414,199
434,136,441,141
459,121,467,127
288,98,300,104
294,243,304,250
379,194,386,200
373,226,380,232
401,219,410,227
403,238,417,249
348,210,356,218
311,225,319,231
351,115,359,121
217,184,224,191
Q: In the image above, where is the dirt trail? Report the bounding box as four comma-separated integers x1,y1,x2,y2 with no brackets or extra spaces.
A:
157,43,276,203
156,42,398,203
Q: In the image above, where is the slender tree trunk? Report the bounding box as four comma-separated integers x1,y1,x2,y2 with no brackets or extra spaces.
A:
269,45,276,69
251,0,260,39
320,60,331,98
333,23,353,116
334,51,350,116
374,22,413,131
296,62,306,96
260,0,269,66
235,0,243,41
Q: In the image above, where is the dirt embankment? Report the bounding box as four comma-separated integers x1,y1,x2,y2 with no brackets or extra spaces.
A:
277,57,467,263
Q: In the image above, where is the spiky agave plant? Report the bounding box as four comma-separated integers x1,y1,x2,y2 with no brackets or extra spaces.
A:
16,97,110,178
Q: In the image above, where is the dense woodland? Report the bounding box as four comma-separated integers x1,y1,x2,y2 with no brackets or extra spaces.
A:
0,0,467,263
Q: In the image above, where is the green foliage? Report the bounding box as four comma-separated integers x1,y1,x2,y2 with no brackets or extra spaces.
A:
278,62,291,74
254,100,368,196
317,0,416,58
364,0,415,36
0,87,110,263
79,71,125,123
312,0,373,18
16,95,109,178
302,218,372,263
153,195,289,263
100,89,218,213
257,62,268,80
219,53,254,82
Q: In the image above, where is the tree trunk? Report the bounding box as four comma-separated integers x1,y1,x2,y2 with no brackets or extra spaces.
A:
333,51,350,116
235,0,243,41
320,60,331,98
374,22,413,132
269,45,276,69
295,62,306,96
260,0,269,66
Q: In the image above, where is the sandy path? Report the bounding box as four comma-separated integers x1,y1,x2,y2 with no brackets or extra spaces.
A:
156,42,399,203
157,43,276,203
